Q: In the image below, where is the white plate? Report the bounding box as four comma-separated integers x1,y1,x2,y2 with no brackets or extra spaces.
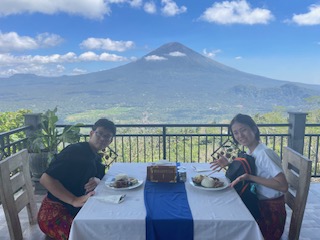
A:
189,177,230,191
106,179,144,190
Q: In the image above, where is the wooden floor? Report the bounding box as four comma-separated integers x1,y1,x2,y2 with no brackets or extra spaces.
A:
1,183,320,240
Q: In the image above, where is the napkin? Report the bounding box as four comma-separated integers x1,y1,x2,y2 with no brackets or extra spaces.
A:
92,194,126,204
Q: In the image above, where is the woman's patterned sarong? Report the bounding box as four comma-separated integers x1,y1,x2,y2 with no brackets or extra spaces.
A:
38,195,74,240
258,195,286,240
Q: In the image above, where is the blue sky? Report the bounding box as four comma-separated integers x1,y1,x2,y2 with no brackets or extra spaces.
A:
0,0,319,85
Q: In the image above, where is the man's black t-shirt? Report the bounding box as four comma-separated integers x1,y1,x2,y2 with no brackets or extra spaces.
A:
45,142,105,216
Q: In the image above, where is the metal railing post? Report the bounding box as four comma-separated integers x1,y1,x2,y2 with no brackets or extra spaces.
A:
162,126,166,160
0,135,5,159
288,112,307,154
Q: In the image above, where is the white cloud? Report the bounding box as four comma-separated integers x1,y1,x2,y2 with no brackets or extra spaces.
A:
2,68,19,76
0,0,110,20
199,0,273,25
106,0,142,8
36,33,64,47
100,52,128,61
79,51,100,61
168,51,186,57
0,32,63,52
80,38,134,52
0,51,127,65
60,52,78,61
235,56,242,60
202,49,221,58
0,54,17,65
0,65,48,76
107,0,128,3
144,2,157,14
107,0,125,3
129,0,142,8
78,51,128,61
72,68,87,75
291,4,320,26
145,55,167,61
0,32,37,52
0,0,190,19
130,56,138,61
56,64,65,73
0,52,77,66
161,0,187,17
0,50,128,77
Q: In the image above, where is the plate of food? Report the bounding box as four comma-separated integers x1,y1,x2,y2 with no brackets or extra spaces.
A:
190,174,230,191
106,173,143,190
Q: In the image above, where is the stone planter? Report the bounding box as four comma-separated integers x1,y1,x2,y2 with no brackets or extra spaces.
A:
28,151,52,194
28,152,50,180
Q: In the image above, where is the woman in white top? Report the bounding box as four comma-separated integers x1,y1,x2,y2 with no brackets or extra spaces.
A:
211,114,288,240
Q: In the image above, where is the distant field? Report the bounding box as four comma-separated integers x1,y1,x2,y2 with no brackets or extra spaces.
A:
63,105,235,124
65,107,135,124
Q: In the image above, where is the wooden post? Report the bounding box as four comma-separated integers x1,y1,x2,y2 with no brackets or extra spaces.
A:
24,113,47,194
24,113,42,138
288,112,307,155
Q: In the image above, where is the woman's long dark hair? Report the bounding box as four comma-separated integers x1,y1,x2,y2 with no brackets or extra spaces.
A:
229,114,260,144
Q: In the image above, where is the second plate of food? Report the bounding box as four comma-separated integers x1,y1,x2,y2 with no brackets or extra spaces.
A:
189,175,230,191
106,177,144,190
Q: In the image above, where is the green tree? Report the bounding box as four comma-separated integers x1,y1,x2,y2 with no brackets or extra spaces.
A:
0,109,31,138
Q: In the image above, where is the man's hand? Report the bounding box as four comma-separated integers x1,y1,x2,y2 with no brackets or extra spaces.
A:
84,177,100,194
40,173,96,207
71,191,95,207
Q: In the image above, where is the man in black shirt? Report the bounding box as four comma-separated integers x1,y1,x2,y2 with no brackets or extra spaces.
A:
38,118,116,240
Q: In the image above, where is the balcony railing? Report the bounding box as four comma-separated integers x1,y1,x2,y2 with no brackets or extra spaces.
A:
1,113,320,176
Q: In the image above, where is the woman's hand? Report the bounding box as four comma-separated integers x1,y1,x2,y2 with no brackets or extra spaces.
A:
210,153,230,171
229,172,288,193
229,173,250,188
84,177,100,194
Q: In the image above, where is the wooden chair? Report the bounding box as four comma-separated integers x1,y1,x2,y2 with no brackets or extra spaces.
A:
282,147,312,240
0,149,38,240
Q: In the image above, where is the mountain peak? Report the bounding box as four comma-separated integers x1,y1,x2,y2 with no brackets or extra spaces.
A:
139,42,239,74
149,42,188,53
145,42,197,58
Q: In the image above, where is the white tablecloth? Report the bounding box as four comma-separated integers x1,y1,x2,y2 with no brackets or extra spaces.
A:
69,163,263,240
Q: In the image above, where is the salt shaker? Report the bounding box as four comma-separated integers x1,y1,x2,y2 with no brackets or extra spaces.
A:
178,169,187,182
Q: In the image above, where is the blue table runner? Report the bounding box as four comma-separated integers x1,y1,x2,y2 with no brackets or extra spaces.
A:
144,167,194,240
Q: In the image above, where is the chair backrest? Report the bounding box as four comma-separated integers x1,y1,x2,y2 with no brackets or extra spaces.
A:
0,149,38,240
282,147,312,240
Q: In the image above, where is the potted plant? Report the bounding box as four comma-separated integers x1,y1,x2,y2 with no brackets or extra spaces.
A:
28,107,82,179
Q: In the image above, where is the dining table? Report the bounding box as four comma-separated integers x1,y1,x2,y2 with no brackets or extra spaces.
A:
69,162,263,240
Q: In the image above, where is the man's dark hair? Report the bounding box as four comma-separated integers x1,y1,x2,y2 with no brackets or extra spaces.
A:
92,118,116,135
229,114,260,144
